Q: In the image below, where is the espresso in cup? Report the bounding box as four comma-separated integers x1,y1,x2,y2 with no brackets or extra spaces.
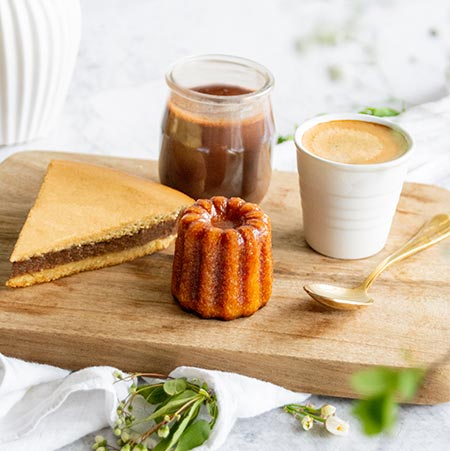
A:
295,114,413,259
302,119,409,165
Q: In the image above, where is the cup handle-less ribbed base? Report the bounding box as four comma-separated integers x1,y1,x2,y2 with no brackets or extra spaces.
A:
0,0,81,145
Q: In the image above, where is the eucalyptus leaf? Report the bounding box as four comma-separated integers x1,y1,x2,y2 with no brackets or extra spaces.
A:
381,392,397,431
95,373,219,451
351,367,398,397
175,420,211,451
164,378,188,396
164,399,203,450
206,400,218,427
139,384,162,400
150,390,198,420
396,368,424,400
353,392,397,435
147,386,170,405
359,107,401,117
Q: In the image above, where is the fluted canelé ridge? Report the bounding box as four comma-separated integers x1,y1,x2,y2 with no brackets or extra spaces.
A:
172,197,273,320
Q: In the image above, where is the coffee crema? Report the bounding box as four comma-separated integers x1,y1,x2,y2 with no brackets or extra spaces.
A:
302,120,409,165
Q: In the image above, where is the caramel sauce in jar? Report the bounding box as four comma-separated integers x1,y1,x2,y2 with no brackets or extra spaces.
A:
159,56,275,203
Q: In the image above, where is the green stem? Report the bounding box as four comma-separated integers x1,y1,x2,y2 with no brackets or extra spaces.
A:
138,395,203,443
303,406,321,416
284,404,325,424
306,413,325,423
122,382,164,411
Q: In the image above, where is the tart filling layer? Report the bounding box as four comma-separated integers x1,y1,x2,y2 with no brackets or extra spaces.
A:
11,219,177,277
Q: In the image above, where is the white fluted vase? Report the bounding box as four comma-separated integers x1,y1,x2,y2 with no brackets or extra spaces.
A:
0,0,81,145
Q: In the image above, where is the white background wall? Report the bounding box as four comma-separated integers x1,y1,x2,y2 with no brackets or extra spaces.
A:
1,0,449,164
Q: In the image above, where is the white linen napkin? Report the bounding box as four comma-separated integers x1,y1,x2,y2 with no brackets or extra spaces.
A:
0,354,309,451
169,367,309,451
0,354,130,451
392,95,450,188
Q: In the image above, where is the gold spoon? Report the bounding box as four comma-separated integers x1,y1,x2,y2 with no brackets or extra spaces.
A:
304,213,450,310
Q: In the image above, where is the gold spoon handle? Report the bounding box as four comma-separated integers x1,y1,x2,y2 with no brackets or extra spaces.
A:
362,213,450,290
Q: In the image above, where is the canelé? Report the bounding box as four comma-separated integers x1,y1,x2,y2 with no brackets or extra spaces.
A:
171,196,273,320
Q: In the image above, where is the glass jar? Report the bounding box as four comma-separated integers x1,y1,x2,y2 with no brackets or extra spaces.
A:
159,54,275,203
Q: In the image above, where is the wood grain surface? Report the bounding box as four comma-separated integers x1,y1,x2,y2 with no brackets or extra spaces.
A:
1,151,449,404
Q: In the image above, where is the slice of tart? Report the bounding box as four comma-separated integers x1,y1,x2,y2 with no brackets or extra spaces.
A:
7,160,193,288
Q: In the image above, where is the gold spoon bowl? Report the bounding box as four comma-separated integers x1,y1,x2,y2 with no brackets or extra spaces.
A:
304,213,450,310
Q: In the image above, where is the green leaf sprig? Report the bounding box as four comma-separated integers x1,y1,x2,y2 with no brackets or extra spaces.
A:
277,133,295,144
93,372,219,451
351,367,425,435
358,107,402,117
276,123,299,145
283,402,349,435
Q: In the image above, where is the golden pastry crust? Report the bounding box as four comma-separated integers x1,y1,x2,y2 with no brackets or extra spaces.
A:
172,197,273,320
7,159,194,287
11,159,193,261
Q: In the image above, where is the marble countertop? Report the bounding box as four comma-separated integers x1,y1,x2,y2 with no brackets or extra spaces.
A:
1,0,449,450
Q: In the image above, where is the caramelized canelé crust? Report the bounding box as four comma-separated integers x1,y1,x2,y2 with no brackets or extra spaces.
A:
172,196,273,320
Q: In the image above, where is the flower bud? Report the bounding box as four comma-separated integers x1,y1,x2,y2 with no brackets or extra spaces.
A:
320,404,336,419
301,415,314,431
198,388,209,397
121,431,131,442
157,425,170,438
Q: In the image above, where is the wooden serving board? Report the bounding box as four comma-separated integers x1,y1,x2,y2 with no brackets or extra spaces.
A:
1,151,450,404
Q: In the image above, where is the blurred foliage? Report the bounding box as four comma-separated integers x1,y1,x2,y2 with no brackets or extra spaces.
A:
352,367,425,435
358,107,402,117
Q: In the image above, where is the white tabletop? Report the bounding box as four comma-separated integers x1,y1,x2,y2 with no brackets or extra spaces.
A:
1,0,449,450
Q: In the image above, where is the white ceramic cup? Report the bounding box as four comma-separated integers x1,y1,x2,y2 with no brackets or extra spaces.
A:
295,113,413,259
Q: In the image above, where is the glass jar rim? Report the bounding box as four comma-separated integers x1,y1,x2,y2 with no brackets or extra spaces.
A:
165,54,274,104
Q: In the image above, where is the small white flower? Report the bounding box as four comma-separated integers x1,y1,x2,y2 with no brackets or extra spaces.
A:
320,404,336,419
325,415,349,436
301,415,314,431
